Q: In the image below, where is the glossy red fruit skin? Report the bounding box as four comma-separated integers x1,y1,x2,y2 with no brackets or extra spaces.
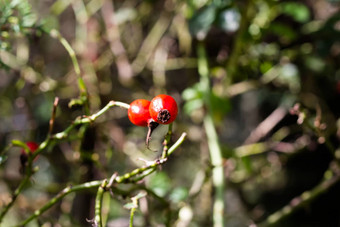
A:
149,95,178,124
128,99,152,127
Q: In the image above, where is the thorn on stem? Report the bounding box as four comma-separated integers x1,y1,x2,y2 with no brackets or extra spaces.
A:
86,218,98,227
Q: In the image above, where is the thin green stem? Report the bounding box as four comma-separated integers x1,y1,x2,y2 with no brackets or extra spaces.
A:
225,0,253,82
127,192,146,227
203,115,225,227
1,100,128,223
15,132,186,226
16,181,103,227
0,138,52,223
259,168,340,226
197,42,225,227
0,173,30,221
167,132,187,156
52,100,130,140
162,123,173,159
129,206,136,227
48,29,90,114
49,29,81,76
95,180,107,227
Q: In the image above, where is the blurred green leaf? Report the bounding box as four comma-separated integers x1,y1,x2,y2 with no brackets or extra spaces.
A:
183,99,204,114
123,202,138,210
182,85,203,101
40,16,59,33
22,13,37,27
241,156,253,173
132,191,147,200
148,172,172,197
280,2,310,23
169,187,188,203
213,0,232,8
0,155,8,165
269,22,297,43
260,61,273,74
304,56,326,73
182,83,205,114
189,5,217,39
9,0,20,7
209,92,231,122
123,191,147,210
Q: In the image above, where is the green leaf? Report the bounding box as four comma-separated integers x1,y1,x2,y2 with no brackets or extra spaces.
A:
241,156,253,173
260,61,273,74
0,155,8,165
22,13,37,28
268,22,297,43
280,2,310,23
182,83,205,114
123,202,138,210
182,86,201,101
132,191,147,200
189,5,217,39
148,172,172,197
169,187,188,203
10,0,21,7
124,192,147,210
183,99,204,114
209,92,231,122
304,56,325,73
40,16,59,33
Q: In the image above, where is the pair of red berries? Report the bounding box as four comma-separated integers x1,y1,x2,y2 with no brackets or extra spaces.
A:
128,94,178,127
128,94,178,144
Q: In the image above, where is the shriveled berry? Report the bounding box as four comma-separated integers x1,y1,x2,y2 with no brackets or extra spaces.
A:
149,95,178,124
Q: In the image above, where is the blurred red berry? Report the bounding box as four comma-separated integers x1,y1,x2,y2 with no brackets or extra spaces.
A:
21,141,39,155
20,141,39,171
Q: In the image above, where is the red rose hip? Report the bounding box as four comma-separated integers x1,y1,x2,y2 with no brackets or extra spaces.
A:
21,141,39,155
128,99,152,127
20,141,39,171
149,95,178,124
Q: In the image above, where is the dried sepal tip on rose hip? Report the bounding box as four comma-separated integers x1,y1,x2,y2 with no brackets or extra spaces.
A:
149,94,178,125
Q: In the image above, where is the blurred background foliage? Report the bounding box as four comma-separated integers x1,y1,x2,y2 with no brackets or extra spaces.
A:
0,0,340,226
